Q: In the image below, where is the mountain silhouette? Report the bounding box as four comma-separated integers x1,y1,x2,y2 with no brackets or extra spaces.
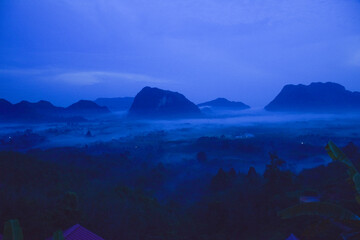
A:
0,99,12,112
265,82,360,113
66,100,110,116
95,97,134,112
0,100,65,122
128,87,201,119
0,99,109,122
198,98,250,110
14,100,63,115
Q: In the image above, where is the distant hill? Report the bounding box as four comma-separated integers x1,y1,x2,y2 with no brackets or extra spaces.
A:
0,99,13,113
14,100,63,114
0,100,64,122
66,100,110,116
265,82,360,113
0,99,110,122
95,97,134,112
198,98,250,110
128,87,201,119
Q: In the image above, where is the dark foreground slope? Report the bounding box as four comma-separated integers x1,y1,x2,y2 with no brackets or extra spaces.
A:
128,87,201,119
265,82,360,113
0,139,357,240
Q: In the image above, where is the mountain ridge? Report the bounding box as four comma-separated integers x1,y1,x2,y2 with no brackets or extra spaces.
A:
128,87,201,119
198,98,250,110
265,82,360,113
0,99,110,122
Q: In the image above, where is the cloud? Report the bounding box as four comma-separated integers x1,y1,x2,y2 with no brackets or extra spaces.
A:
52,71,101,86
0,68,53,76
0,68,173,86
2,0,360,106
57,0,357,28
52,71,173,86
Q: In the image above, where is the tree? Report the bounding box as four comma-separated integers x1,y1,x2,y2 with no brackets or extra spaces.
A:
53,192,80,229
278,141,360,239
264,152,293,194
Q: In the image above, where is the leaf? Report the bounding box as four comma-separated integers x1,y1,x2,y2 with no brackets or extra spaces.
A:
326,141,356,170
326,141,360,199
353,173,360,195
53,230,65,240
3,219,24,240
278,202,360,221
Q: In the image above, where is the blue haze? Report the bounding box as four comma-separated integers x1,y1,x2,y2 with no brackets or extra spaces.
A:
0,0,360,107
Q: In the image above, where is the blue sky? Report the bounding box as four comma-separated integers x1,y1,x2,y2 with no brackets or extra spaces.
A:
1,0,360,107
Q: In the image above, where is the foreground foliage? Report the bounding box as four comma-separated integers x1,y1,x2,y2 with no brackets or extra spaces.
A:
279,141,360,239
0,140,359,239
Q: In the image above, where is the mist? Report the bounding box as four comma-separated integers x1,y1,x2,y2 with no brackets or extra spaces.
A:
2,0,360,239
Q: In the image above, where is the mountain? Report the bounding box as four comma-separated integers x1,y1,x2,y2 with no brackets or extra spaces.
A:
66,100,110,116
128,87,201,119
95,97,134,112
14,100,63,115
265,82,360,113
0,99,14,121
0,99,109,122
198,98,250,110
0,99,12,112
0,100,66,122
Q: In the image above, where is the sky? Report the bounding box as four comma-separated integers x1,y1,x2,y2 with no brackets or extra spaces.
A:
0,0,360,107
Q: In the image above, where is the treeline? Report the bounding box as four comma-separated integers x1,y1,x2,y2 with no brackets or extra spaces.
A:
0,143,359,239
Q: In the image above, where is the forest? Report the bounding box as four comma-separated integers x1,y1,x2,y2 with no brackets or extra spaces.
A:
1,119,360,240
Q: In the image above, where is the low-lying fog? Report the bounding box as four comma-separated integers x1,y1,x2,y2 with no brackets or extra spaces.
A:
1,109,360,174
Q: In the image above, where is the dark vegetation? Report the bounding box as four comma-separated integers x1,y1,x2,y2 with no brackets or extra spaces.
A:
1,135,360,239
